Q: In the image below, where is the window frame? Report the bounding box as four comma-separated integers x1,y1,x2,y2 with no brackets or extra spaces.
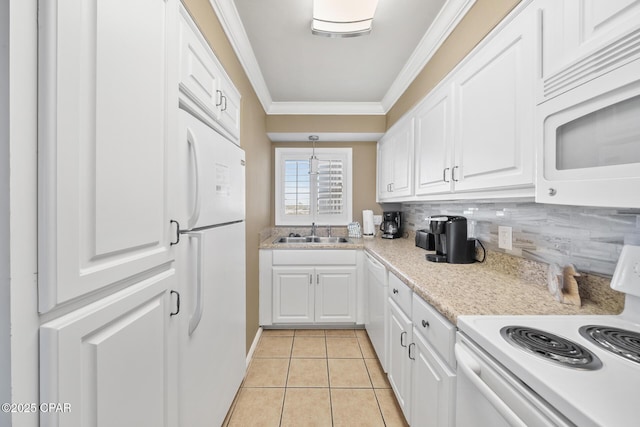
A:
275,147,353,226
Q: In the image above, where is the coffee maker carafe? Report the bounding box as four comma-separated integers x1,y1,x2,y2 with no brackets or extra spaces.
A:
426,215,476,264
380,211,402,239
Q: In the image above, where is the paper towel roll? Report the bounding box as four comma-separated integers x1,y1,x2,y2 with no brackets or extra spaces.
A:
362,210,375,236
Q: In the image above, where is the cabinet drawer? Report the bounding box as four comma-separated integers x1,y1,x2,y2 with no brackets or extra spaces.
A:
388,273,412,316
272,250,357,266
412,294,455,367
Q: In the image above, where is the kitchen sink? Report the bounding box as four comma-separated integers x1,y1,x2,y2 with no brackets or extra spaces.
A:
273,236,350,244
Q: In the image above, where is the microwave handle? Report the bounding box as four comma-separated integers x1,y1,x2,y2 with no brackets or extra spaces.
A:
186,128,202,230
455,344,527,427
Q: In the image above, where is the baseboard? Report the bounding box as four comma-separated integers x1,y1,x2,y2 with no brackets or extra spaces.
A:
246,326,263,368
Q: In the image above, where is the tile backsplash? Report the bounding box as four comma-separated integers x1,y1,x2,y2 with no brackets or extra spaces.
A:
399,201,640,276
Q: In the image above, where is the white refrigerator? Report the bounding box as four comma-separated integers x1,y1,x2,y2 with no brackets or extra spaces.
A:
175,108,246,426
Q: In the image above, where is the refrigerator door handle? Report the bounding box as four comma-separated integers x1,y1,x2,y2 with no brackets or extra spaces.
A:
186,128,202,230
187,232,204,335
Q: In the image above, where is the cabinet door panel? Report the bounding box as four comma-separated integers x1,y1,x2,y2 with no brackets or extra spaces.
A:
315,267,356,323
453,7,534,192
38,0,176,312
40,270,176,427
272,267,314,323
411,331,456,427
415,86,453,195
377,137,393,200
391,122,414,197
387,300,412,422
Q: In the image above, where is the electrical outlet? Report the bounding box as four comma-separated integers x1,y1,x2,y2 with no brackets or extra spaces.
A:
498,226,513,250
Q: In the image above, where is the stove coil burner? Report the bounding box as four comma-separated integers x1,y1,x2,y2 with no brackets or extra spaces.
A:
579,325,640,365
500,326,602,370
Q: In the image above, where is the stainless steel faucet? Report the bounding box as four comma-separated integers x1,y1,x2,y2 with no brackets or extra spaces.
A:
310,222,317,237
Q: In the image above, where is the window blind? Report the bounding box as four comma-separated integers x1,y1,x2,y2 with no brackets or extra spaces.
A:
316,159,344,215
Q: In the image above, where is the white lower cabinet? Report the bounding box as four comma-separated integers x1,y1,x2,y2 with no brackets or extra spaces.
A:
388,298,413,422
272,266,357,324
40,270,177,427
411,328,456,426
386,275,457,426
261,250,359,325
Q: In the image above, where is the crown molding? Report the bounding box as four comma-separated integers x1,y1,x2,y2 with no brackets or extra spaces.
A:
268,132,384,142
380,0,476,111
208,0,273,113
267,101,385,115
210,0,475,115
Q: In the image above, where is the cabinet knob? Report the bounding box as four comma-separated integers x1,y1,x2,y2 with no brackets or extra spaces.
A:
548,188,557,196
421,320,429,328
393,288,398,294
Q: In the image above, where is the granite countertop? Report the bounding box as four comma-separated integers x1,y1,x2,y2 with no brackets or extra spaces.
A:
260,231,624,325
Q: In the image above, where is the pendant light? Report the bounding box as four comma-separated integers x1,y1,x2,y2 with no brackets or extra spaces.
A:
308,135,319,175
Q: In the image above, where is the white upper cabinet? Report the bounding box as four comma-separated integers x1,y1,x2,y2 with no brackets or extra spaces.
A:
538,0,640,102
178,5,241,142
415,84,454,196
410,4,536,200
38,0,178,312
377,118,415,201
452,5,536,193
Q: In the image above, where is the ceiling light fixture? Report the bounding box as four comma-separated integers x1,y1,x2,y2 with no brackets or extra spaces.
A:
308,135,319,175
312,0,379,38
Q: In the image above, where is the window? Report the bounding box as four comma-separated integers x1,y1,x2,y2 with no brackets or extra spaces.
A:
275,147,352,226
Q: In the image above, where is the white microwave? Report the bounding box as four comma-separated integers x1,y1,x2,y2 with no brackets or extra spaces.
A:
536,58,640,208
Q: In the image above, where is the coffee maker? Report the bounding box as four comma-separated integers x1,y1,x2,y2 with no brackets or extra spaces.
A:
380,211,402,239
425,215,476,264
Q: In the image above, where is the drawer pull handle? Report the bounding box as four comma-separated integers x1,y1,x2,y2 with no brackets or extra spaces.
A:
422,320,429,328
408,343,416,360
393,288,398,294
400,331,407,347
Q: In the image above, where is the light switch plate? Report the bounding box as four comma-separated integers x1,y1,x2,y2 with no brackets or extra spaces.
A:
498,226,512,250
373,215,383,226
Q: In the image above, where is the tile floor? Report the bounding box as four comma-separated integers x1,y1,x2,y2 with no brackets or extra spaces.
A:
223,329,408,427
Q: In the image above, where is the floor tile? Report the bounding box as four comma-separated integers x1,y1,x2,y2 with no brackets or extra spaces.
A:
243,358,290,387
355,329,369,340
364,358,391,389
254,336,293,358
295,329,325,336
262,329,295,336
325,329,356,337
292,336,327,358
227,388,284,427
328,358,372,388
375,388,409,427
287,358,329,387
331,389,385,427
281,388,332,427
357,335,377,358
326,337,362,358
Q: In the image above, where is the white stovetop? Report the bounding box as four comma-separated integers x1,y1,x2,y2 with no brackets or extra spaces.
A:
458,313,640,427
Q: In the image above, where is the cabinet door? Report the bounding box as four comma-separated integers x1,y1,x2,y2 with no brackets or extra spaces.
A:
390,120,415,198
387,299,412,423
377,136,394,201
178,5,222,122
218,76,242,142
539,0,640,101
315,266,357,323
452,6,535,193
40,270,177,427
272,267,315,323
415,84,453,196
38,0,177,312
411,330,456,427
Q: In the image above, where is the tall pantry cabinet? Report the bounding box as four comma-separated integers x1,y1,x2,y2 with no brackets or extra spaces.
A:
37,0,180,425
